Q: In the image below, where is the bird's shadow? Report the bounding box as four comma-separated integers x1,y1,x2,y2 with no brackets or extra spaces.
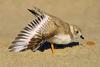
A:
38,42,79,52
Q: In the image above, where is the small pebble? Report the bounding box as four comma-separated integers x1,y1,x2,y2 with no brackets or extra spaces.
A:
86,41,96,46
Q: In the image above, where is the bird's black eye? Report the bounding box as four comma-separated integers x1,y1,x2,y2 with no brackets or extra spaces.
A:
76,31,79,34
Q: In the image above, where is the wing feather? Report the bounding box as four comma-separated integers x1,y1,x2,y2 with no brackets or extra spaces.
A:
9,9,57,52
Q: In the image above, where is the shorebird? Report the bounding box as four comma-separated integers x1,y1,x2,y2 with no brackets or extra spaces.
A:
9,7,84,55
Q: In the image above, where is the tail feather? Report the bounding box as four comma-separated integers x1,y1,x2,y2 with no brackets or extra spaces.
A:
27,7,44,17
27,9,40,16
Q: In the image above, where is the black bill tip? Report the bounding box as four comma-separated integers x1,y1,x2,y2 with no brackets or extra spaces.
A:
80,35,84,39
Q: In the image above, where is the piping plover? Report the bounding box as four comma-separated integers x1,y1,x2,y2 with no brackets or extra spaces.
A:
9,7,84,54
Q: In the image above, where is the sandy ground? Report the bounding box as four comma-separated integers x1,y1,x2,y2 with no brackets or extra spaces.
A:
0,0,100,67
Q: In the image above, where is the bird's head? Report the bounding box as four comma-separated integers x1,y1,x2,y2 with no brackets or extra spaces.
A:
70,24,84,41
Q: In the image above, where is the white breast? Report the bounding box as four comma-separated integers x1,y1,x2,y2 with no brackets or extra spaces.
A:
49,34,72,44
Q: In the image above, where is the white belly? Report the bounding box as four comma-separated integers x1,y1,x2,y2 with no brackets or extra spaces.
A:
49,34,72,44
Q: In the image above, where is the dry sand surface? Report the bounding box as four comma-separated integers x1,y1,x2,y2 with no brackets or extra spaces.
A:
0,0,100,67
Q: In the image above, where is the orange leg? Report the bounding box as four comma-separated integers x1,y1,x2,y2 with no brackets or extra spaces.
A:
51,43,55,56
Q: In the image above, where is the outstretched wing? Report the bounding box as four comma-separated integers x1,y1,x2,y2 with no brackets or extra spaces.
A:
9,7,57,52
